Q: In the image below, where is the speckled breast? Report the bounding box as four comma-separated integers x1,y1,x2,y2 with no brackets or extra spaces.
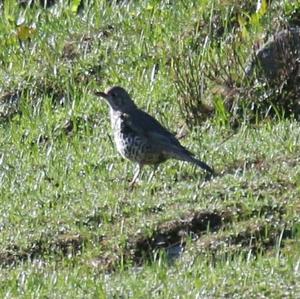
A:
110,111,166,165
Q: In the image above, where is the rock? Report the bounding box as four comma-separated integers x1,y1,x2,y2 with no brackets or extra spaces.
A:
246,27,300,83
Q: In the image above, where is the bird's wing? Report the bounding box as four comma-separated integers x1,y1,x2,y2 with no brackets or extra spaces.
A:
122,110,214,173
123,110,194,156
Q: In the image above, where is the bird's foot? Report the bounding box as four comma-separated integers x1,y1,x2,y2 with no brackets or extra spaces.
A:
128,176,140,191
128,181,139,191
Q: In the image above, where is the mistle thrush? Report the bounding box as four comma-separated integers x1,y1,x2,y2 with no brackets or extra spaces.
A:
95,86,214,185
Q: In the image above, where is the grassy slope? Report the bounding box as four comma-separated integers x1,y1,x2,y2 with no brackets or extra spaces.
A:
0,0,300,298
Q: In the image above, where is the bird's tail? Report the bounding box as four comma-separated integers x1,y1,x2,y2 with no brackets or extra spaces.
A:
161,144,215,175
189,156,215,175
172,150,215,174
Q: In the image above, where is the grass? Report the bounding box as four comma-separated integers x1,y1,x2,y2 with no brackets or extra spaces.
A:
0,0,300,298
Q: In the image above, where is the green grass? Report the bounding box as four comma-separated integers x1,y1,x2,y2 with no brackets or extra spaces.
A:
0,0,300,298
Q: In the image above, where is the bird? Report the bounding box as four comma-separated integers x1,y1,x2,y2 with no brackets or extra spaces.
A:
95,86,214,186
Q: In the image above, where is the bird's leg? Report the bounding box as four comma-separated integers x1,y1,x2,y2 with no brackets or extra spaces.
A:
129,164,143,187
148,164,159,183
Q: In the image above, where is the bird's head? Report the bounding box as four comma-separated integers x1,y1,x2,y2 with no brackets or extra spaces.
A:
95,86,136,113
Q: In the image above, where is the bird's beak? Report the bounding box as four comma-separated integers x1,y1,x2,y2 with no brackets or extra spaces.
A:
94,91,109,99
94,91,113,107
